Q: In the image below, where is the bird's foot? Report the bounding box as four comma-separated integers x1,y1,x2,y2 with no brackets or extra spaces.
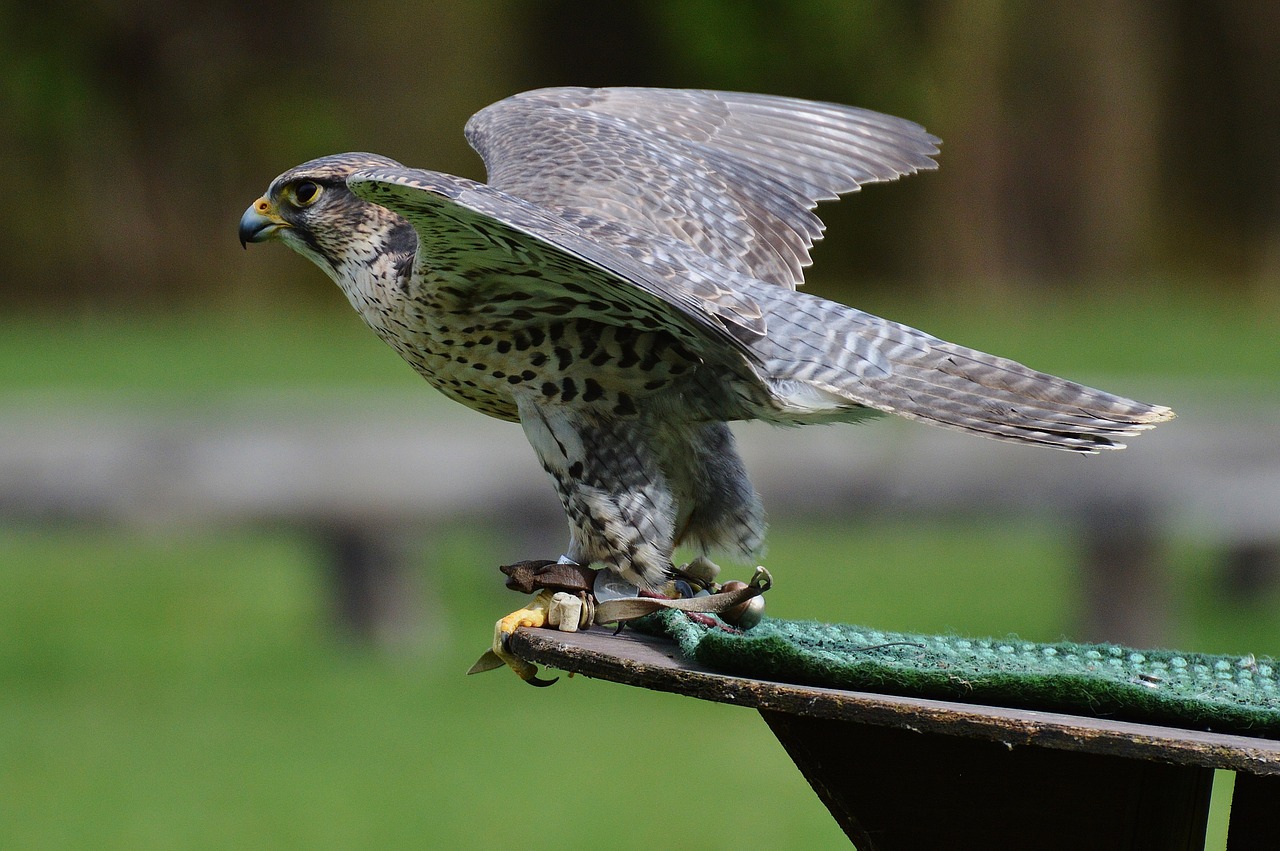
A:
663,557,767,630
467,589,563,686
468,560,774,684
670,555,723,594
637,569,739,632
469,558,600,685
592,564,773,629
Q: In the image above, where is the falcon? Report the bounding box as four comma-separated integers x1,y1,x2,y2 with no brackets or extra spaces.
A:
241,87,1173,676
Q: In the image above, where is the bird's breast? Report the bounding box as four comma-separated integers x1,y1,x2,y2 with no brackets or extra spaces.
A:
362,297,720,423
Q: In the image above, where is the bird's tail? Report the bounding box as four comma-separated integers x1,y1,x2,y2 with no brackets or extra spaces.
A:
749,288,1174,452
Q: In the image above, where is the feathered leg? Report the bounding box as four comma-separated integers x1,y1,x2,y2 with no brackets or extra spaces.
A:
518,400,678,589
665,421,766,562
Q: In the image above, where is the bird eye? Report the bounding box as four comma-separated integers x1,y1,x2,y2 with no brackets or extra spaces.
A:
292,181,321,206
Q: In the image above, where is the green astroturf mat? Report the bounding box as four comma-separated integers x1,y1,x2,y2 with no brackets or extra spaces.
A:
641,612,1280,738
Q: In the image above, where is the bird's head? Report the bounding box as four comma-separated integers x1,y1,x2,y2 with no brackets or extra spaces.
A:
239,153,413,276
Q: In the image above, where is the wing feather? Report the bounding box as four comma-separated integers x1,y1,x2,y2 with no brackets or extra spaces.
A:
464,87,939,288
747,285,1175,451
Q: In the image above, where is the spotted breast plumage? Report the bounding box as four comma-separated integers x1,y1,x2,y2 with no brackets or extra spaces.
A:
240,86,1174,592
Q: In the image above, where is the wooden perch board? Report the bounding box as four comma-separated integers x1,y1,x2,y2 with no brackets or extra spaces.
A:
507,627,1280,774
508,626,1280,850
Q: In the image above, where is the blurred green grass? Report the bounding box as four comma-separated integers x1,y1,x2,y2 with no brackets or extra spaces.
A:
2,520,1261,848
1,287,1275,848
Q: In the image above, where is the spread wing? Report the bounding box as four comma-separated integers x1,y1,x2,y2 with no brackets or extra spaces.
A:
464,87,940,289
346,166,768,361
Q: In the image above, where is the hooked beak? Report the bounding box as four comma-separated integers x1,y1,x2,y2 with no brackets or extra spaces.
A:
239,196,289,248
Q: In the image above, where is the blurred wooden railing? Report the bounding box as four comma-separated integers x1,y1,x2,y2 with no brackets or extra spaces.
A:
2,383,1275,644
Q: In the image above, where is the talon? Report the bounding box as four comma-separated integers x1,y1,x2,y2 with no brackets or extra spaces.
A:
527,674,560,687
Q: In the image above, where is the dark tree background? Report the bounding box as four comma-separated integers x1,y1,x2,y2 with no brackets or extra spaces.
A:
2,0,1276,311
